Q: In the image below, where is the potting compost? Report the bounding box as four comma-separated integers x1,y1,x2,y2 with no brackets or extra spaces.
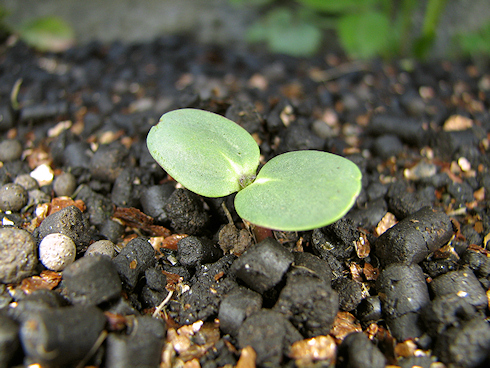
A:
0,35,490,368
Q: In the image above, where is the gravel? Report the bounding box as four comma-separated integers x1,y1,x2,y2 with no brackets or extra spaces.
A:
1,35,490,367
38,232,76,271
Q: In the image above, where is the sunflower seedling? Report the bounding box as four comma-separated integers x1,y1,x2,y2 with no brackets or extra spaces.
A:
147,108,362,231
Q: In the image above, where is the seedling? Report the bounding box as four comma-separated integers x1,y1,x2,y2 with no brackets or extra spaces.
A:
147,108,362,231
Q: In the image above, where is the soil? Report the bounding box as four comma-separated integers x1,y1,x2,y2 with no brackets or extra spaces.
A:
1,36,490,367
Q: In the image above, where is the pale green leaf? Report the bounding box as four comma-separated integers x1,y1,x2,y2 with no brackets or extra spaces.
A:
147,109,260,198
235,150,362,231
337,11,390,59
18,16,75,52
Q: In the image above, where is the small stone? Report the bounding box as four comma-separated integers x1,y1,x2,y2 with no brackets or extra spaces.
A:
30,163,54,186
0,227,37,283
0,139,23,162
14,174,39,191
37,205,91,251
0,183,28,212
27,189,51,207
53,172,77,197
39,233,76,271
85,239,116,258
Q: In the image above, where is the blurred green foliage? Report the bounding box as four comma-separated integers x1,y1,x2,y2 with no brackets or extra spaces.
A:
233,0,452,59
0,5,75,52
454,20,490,58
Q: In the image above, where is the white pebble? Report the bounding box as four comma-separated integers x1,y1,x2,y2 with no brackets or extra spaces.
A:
39,233,76,271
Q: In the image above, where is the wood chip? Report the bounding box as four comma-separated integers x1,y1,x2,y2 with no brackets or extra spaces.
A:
394,339,417,358
48,197,86,215
289,335,336,364
150,234,187,252
355,232,370,258
236,346,257,368
330,311,362,340
113,207,171,237
19,270,62,294
443,115,473,131
363,262,379,281
375,212,397,236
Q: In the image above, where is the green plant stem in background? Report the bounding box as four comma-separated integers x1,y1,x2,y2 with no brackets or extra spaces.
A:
414,0,448,59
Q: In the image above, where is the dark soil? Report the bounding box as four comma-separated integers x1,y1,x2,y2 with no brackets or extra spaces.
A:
1,36,490,368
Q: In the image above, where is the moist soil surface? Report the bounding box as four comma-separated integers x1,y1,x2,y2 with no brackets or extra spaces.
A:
1,36,490,368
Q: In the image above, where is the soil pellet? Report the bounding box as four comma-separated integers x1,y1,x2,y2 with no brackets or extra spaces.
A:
0,314,19,367
290,251,332,285
165,188,210,234
0,139,22,162
89,142,128,182
376,263,430,317
105,316,166,368
63,142,92,169
231,237,294,294
39,233,76,271
62,255,122,305
434,318,490,368
19,101,68,122
19,305,106,367
367,115,427,147
336,332,387,368
14,174,38,191
375,206,454,266
75,184,114,226
85,239,116,258
0,106,13,132
218,286,262,336
111,168,140,207
140,285,168,308
238,309,302,367
422,294,477,337
376,263,430,340
372,134,404,159
144,266,167,292
139,184,175,223
180,254,236,324
386,312,425,341
274,274,338,337
357,295,383,323
27,189,51,207
429,269,488,309
177,235,223,267
52,172,77,197
37,205,92,251
333,277,363,312
8,290,66,323
98,218,125,243
0,227,37,284
112,237,156,291
0,183,27,212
